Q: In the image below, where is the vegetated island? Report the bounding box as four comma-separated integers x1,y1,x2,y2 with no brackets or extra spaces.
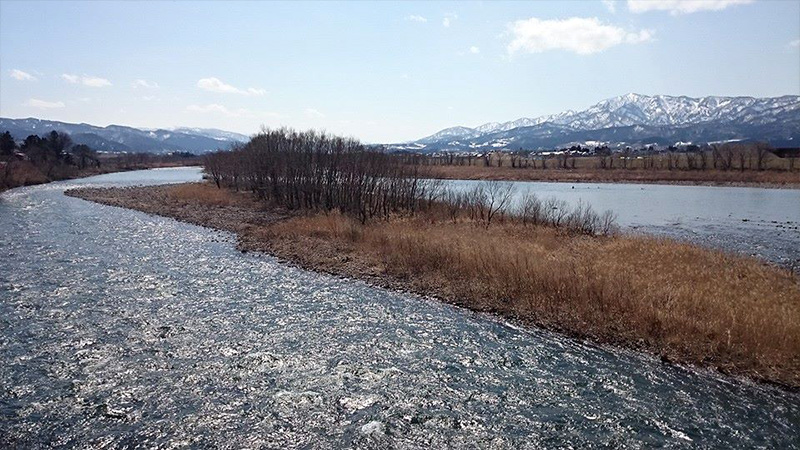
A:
66,129,800,389
408,147,800,188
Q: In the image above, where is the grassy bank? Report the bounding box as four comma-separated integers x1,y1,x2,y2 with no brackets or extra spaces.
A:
66,182,800,388
421,165,800,188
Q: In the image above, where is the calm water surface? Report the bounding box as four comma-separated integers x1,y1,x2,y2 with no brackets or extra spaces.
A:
1,168,798,448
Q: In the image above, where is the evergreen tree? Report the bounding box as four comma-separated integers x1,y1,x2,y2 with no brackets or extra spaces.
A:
46,130,72,161
21,134,44,151
0,131,16,157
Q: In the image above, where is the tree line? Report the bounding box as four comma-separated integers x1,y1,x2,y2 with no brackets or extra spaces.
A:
1,130,104,190
204,128,436,223
205,128,618,235
1,130,200,191
596,142,779,171
396,142,797,172
2,131,101,171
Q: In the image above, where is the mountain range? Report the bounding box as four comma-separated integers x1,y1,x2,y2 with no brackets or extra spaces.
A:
4,93,799,155
390,94,800,153
0,118,249,154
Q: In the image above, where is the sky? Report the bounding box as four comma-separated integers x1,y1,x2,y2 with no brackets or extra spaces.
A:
1,0,799,143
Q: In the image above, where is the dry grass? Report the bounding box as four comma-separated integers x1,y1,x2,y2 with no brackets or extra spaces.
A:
168,182,242,206
168,182,262,208
423,165,800,187
0,161,48,189
261,211,800,387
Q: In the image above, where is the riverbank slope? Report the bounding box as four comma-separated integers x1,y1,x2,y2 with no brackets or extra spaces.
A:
66,183,800,388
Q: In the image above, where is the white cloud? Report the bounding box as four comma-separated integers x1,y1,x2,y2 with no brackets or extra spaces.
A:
82,76,112,87
132,79,159,89
627,0,752,15
442,13,457,28
24,98,65,109
61,73,112,87
602,0,617,13
196,77,266,96
305,108,325,119
196,77,238,94
790,39,800,48
10,69,36,81
246,87,267,96
407,15,427,22
469,46,480,54
506,17,653,55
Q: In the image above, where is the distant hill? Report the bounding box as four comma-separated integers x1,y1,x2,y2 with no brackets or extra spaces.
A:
0,118,250,154
390,94,800,152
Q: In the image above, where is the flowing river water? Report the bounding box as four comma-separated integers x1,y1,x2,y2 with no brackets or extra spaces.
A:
1,168,798,448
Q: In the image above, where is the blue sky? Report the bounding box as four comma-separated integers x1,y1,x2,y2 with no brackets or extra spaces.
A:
1,0,798,142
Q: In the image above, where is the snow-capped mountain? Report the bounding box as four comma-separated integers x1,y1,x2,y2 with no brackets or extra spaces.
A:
172,127,250,142
417,126,484,144
396,94,800,152
0,118,249,153
548,93,800,129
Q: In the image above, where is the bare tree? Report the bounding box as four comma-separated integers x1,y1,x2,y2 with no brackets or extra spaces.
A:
699,150,709,171
204,128,427,223
543,198,570,227
712,144,734,171
754,143,771,171
736,148,747,172
686,151,702,170
517,192,544,225
621,148,631,169
599,210,619,235
444,191,465,223
484,181,514,225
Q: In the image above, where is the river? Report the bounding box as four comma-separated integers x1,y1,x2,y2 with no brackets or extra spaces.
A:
1,168,798,448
